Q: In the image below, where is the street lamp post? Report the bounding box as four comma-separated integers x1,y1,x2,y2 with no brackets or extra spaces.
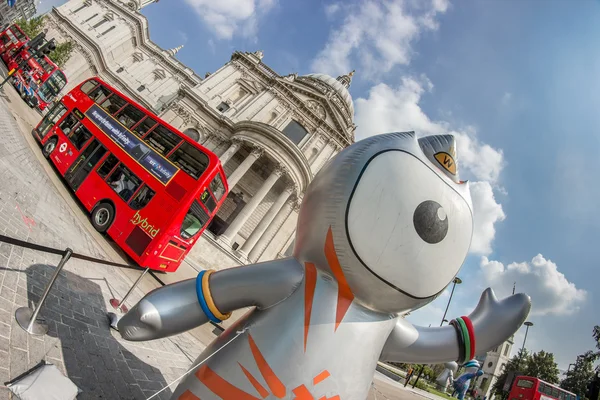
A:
518,321,534,369
441,277,462,327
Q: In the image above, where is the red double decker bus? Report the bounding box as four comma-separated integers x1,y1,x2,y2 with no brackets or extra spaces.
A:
509,376,577,400
0,24,28,61
32,77,229,272
11,60,67,112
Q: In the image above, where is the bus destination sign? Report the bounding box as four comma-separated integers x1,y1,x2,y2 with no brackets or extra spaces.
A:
86,104,178,184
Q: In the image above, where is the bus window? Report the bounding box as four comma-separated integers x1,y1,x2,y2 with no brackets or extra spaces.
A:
59,113,79,135
97,154,119,179
80,80,98,94
89,84,112,104
517,380,534,389
168,142,209,180
144,125,181,155
210,174,226,201
67,124,93,150
130,186,155,210
132,116,156,138
200,189,216,213
181,201,209,239
37,103,67,138
552,388,559,398
108,164,141,202
116,104,144,129
100,94,127,115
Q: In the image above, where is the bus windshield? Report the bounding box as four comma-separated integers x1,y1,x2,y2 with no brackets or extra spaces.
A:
39,70,67,100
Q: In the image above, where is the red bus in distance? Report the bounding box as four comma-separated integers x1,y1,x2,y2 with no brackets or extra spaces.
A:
0,24,28,61
509,376,577,400
32,77,229,272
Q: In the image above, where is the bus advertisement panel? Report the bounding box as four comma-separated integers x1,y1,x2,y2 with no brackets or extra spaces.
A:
32,77,229,272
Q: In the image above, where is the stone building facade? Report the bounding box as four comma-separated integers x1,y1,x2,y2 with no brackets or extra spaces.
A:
0,0,37,30
474,336,514,399
43,0,356,270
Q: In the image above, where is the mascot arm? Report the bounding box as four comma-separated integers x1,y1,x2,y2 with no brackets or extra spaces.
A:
379,288,531,364
117,258,304,341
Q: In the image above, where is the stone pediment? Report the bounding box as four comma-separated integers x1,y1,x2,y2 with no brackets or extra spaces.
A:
276,78,351,132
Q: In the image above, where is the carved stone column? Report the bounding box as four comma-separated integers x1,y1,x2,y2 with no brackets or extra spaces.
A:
240,183,295,261
218,139,242,166
219,166,284,246
226,147,262,188
252,196,299,262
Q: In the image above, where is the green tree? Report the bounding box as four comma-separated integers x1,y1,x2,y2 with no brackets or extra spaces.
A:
14,16,46,38
526,350,560,384
48,41,73,67
561,351,596,399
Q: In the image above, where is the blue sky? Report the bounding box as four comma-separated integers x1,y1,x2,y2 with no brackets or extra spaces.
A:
37,0,599,370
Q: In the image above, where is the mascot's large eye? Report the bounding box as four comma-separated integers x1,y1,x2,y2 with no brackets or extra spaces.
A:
413,200,448,244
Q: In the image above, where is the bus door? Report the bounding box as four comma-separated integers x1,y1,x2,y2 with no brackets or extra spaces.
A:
65,139,107,191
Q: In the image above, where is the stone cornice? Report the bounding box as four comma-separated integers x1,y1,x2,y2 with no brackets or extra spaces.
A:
230,52,353,148
106,0,202,87
49,8,155,112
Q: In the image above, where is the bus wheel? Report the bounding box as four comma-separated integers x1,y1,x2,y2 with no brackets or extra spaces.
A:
42,139,57,158
91,203,114,233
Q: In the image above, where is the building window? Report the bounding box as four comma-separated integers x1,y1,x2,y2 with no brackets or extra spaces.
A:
84,13,98,23
72,4,88,13
217,102,230,113
183,128,201,142
116,66,124,73
92,18,108,29
503,344,510,356
488,362,493,368
137,85,146,92
282,120,308,145
99,26,116,37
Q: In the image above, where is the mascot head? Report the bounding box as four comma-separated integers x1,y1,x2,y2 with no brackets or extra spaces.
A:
294,132,473,313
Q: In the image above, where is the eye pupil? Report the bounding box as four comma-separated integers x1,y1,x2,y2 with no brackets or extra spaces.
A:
413,200,449,244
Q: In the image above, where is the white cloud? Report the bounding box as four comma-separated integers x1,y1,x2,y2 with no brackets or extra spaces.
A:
177,30,189,44
311,0,449,77
355,76,506,255
470,181,506,254
501,92,512,105
183,0,277,40
480,254,587,316
325,2,342,19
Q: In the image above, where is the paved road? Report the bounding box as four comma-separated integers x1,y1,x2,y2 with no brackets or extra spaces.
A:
0,68,431,399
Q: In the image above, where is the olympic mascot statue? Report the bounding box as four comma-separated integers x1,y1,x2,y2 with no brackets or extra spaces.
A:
452,360,483,400
117,132,531,399
437,361,458,392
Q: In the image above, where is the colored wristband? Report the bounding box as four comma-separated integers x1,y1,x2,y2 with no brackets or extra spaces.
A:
460,315,476,360
202,270,231,321
196,270,220,323
450,319,466,364
456,317,471,363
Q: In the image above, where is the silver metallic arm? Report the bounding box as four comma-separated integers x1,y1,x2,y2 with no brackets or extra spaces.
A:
379,288,531,364
117,258,304,341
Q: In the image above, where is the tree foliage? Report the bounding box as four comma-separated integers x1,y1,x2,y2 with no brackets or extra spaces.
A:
561,326,600,399
48,41,74,67
527,350,561,384
14,16,74,67
560,351,596,399
14,16,46,38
